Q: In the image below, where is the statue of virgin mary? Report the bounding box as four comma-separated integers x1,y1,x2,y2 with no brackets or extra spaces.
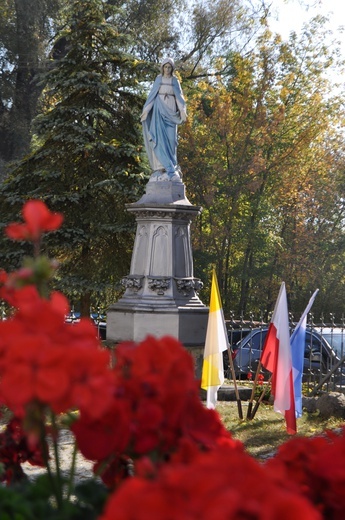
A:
141,58,187,181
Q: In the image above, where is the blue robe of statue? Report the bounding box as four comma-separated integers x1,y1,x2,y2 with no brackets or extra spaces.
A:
141,75,186,177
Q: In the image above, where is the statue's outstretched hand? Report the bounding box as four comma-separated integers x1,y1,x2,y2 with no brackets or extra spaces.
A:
140,112,148,122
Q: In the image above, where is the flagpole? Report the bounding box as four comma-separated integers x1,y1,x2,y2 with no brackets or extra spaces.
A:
246,359,262,420
249,374,272,420
226,343,243,419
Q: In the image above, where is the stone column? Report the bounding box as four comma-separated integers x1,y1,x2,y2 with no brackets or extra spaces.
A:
107,177,208,346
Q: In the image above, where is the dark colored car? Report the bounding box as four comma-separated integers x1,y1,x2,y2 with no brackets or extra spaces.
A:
226,327,345,383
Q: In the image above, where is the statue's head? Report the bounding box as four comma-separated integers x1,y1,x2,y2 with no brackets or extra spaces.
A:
160,57,175,76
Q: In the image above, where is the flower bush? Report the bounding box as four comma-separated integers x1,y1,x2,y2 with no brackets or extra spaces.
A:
0,200,344,519
100,444,320,520
265,427,345,519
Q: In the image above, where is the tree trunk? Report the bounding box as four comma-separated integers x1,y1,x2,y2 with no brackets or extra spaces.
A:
0,1,46,164
80,291,91,318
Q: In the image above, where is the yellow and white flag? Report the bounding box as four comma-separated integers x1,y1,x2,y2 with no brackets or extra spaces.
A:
201,269,228,408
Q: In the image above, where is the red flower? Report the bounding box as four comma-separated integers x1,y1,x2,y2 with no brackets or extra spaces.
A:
72,398,131,461
0,269,8,285
100,445,321,520
72,336,239,487
0,289,113,418
0,282,39,311
5,200,63,242
93,455,133,488
266,428,345,519
0,417,46,485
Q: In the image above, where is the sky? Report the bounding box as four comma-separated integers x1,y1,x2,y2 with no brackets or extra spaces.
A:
261,0,345,84
267,0,344,50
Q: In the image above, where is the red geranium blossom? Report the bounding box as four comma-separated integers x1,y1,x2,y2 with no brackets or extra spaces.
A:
72,336,239,487
0,417,46,485
0,281,40,312
266,427,345,519
5,200,63,242
100,444,321,520
0,288,114,418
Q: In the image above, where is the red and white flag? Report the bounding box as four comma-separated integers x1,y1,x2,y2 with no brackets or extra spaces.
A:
261,282,296,434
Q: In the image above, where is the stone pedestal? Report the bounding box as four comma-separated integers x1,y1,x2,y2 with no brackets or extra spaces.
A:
106,177,208,346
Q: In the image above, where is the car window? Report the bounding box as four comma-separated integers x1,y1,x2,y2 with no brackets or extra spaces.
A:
322,333,344,358
243,331,267,351
304,332,322,355
228,329,252,346
304,332,336,374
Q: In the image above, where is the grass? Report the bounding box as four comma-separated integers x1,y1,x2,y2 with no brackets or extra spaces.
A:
217,400,345,460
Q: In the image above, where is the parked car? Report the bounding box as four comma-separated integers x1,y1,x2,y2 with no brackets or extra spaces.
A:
312,327,344,361
226,326,345,383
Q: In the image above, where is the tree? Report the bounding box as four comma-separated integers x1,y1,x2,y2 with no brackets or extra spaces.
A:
0,0,61,173
0,0,264,315
179,17,345,317
111,0,186,61
0,0,147,314
179,0,252,78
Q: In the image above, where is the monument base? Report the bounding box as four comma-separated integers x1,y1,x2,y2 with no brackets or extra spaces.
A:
106,176,208,351
136,175,191,205
107,304,208,346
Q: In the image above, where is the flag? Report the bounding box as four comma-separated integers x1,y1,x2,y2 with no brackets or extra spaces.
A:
290,289,319,418
201,269,228,409
260,282,296,434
